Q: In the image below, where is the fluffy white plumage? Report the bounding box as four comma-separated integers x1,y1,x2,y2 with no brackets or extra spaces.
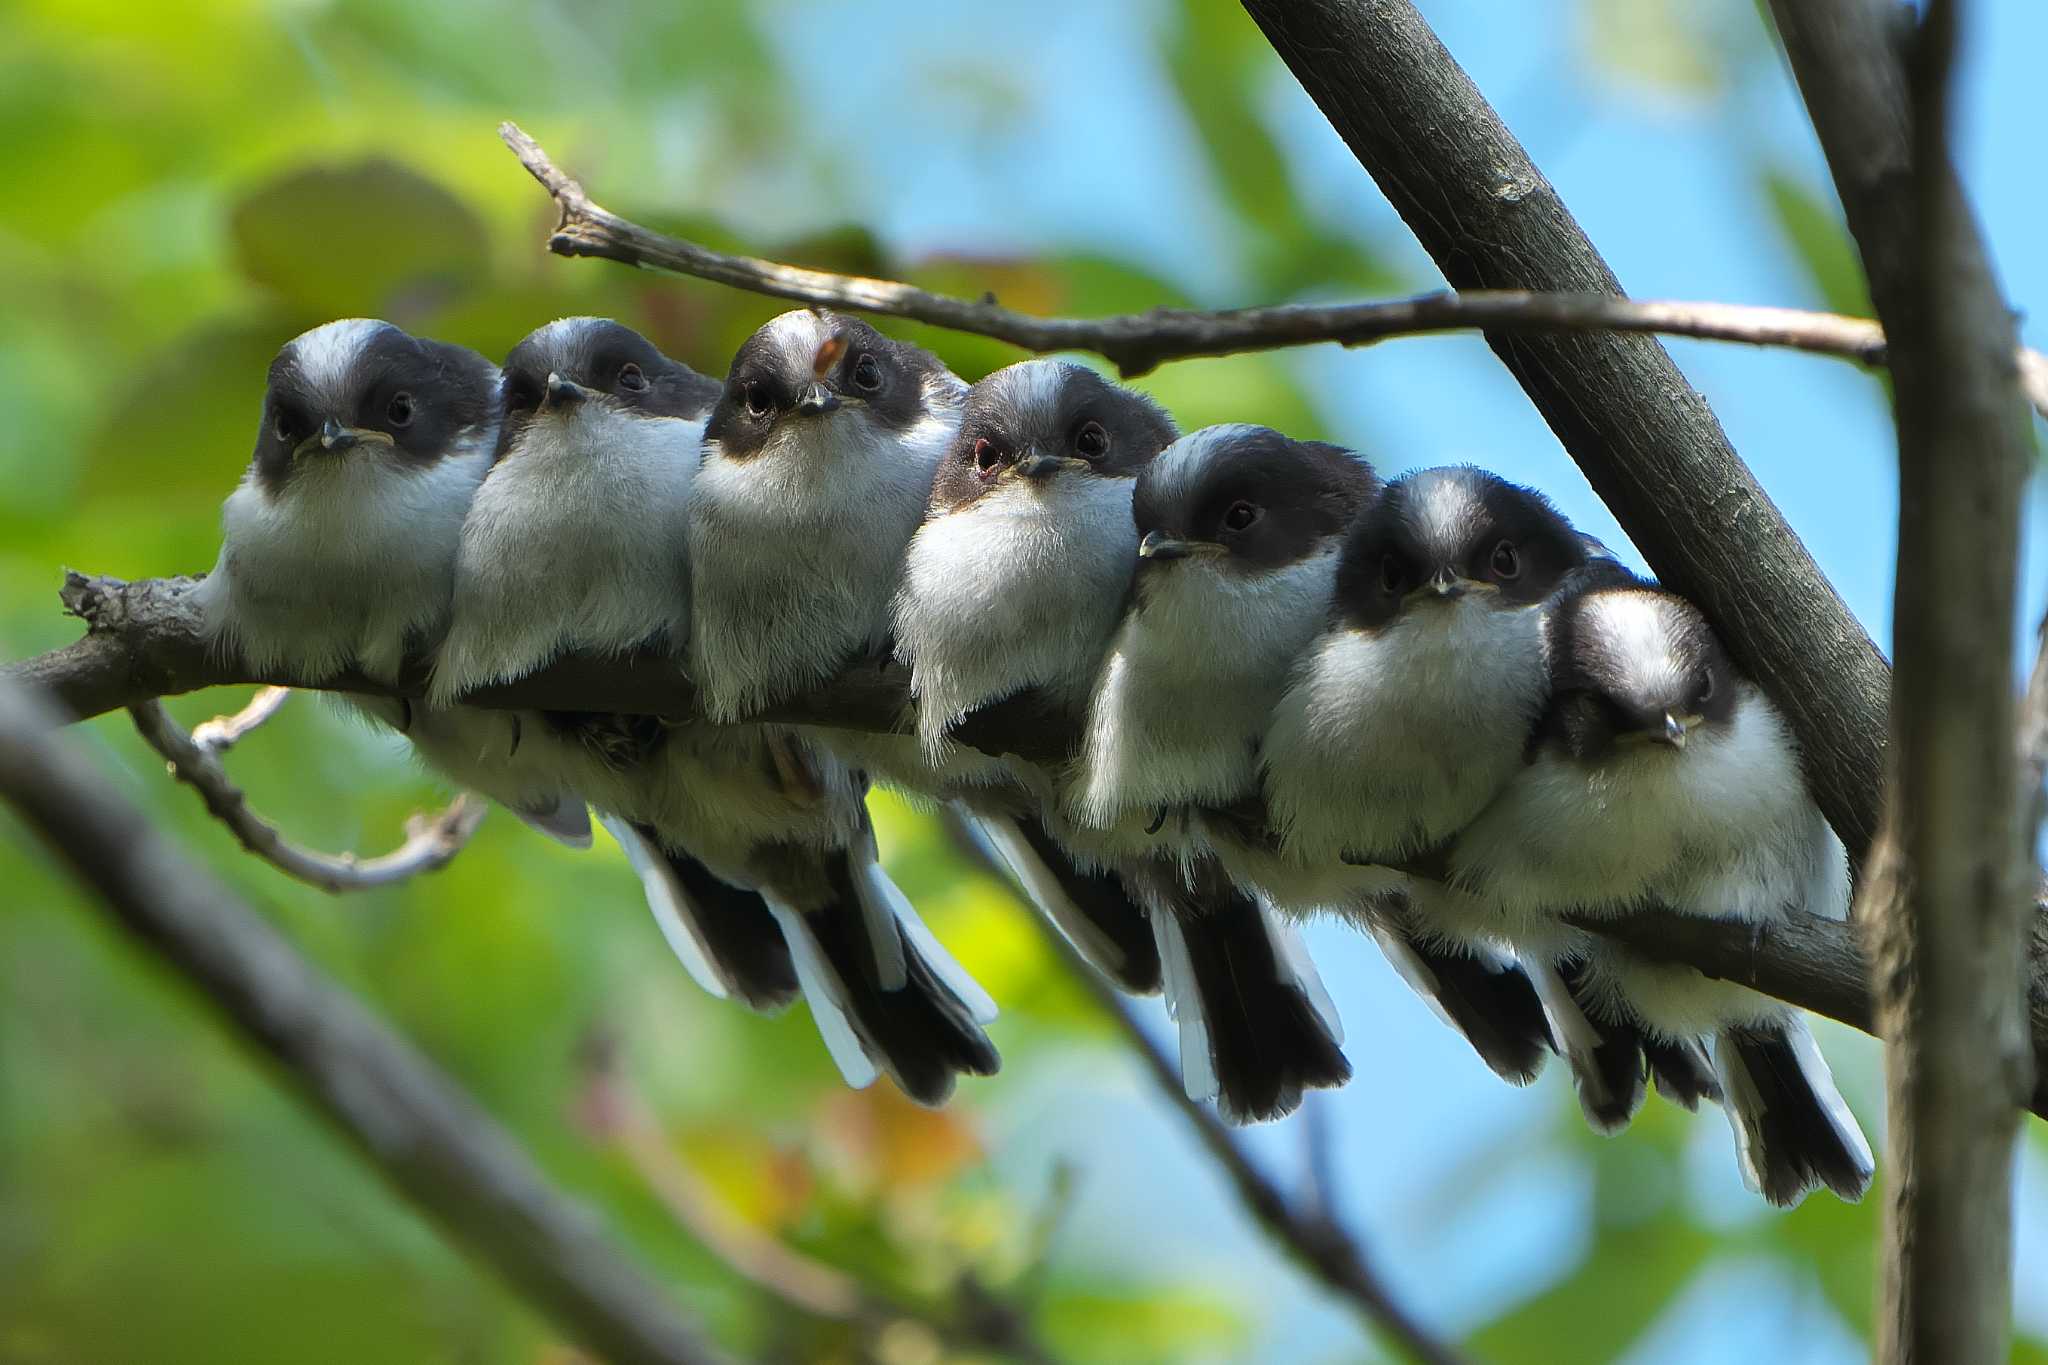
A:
895,469,1137,757
1074,547,1342,840
430,400,700,704
689,314,962,722
1263,593,1550,864
198,425,493,685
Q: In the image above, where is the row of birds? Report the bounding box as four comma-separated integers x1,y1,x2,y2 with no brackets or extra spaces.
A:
194,310,1872,1209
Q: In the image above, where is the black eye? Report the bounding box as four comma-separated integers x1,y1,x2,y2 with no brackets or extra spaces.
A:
506,376,541,413
1075,421,1109,458
1489,540,1521,580
1698,671,1717,704
1379,554,1404,595
973,437,1003,474
386,392,415,427
1222,501,1260,532
852,354,883,392
617,362,647,392
272,412,297,443
743,381,773,418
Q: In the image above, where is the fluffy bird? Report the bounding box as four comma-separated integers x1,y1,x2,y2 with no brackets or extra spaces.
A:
1068,423,1380,1121
429,316,998,1105
195,318,587,843
891,358,1174,991
1448,569,1872,1205
1260,467,1681,1117
688,309,966,722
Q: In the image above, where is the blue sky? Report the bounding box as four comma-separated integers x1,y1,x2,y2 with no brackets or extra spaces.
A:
775,2,2046,1359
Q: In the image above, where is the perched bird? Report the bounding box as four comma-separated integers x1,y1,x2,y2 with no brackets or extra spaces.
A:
430,317,716,706
891,358,1175,992
689,309,967,723
1261,467,1673,1118
1448,570,1872,1205
894,359,1177,758
201,318,499,687
429,316,998,1105
195,317,587,844
1068,423,1379,1121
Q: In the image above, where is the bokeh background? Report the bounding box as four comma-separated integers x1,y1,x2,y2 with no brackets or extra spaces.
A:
3,1,2045,1362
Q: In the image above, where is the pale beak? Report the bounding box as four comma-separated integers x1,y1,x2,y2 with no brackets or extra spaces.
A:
544,372,598,409
1138,531,1226,561
1014,450,1088,480
795,381,840,416
1427,567,1464,600
1655,712,1689,749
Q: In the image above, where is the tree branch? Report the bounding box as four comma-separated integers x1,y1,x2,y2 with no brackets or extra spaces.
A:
1234,0,1894,872
1030,915,1470,1365
0,679,735,1365
190,684,290,753
130,696,485,893
11,568,2048,1120
1766,2,2037,1360
500,121,2048,418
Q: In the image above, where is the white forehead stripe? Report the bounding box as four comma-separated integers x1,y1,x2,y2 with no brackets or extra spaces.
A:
1409,472,1485,556
762,309,834,373
1150,423,1265,507
288,318,392,398
1585,590,1693,700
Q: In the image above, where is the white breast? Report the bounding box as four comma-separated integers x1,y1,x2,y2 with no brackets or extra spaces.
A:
689,414,950,722
199,433,493,684
1262,598,1549,865
1451,682,1848,925
895,473,1136,757
1072,548,1340,831
430,407,700,704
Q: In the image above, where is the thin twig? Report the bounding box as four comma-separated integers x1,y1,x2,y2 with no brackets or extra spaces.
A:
191,685,291,754
129,698,485,893
1030,917,1469,1365
0,679,732,1365
498,121,2048,417
576,1034,865,1320
576,1032,1068,1365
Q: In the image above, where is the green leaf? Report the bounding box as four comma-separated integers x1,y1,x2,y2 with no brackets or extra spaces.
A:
230,159,489,323
1759,168,1872,318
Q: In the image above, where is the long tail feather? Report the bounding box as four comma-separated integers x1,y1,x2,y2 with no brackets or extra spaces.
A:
963,809,1162,993
602,816,797,1011
1144,861,1350,1125
1716,1018,1873,1206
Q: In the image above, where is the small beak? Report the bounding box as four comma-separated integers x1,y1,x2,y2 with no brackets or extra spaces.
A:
544,372,598,409
1138,531,1226,561
1655,712,1689,749
795,381,840,416
1427,568,1465,601
317,417,357,453
1014,450,1088,480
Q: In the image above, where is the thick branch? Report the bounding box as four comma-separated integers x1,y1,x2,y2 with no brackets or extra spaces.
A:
0,680,733,1365
11,568,2048,1120
131,697,485,892
1235,0,1892,870
1768,2,2036,1360
499,121,2048,417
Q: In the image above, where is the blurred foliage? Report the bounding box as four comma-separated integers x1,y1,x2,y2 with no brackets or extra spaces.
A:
1,1,2039,1363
